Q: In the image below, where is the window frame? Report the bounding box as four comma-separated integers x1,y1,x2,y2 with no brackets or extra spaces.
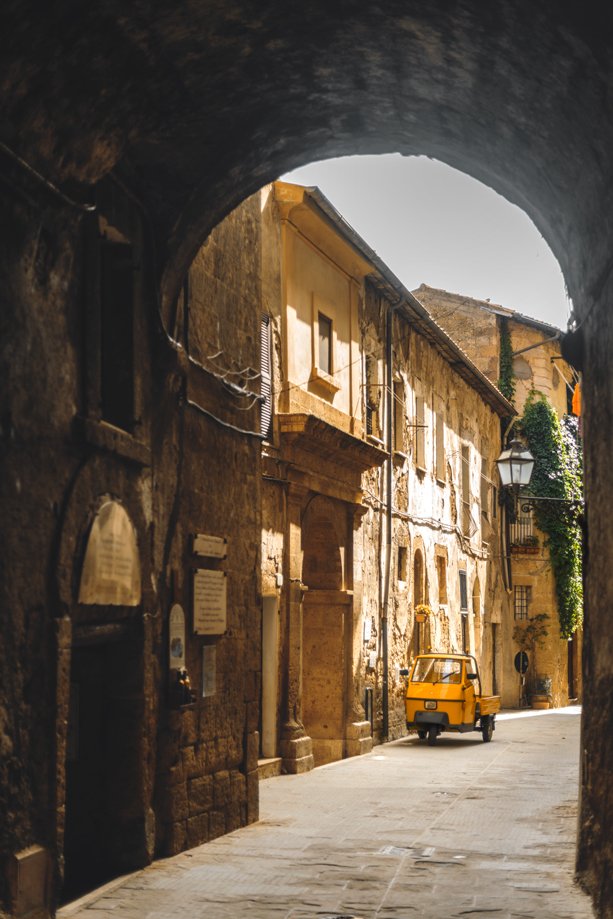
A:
514,584,532,620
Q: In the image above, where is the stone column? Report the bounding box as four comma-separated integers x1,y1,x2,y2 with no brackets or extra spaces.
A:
345,504,372,757
280,484,314,773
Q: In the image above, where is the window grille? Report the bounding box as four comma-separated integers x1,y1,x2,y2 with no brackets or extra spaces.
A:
514,585,532,620
510,512,535,546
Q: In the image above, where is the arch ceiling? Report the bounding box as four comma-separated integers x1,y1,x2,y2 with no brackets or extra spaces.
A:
3,3,613,912
3,1,613,310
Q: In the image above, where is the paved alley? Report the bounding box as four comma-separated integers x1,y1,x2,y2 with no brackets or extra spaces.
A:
60,708,593,919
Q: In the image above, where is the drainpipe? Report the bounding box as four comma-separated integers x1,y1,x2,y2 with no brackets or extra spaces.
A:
381,302,395,740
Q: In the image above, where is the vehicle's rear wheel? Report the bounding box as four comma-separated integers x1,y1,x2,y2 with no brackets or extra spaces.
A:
481,715,493,742
417,730,427,740
427,726,438,746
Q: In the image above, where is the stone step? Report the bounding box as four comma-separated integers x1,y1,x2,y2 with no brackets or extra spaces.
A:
257,757,283,780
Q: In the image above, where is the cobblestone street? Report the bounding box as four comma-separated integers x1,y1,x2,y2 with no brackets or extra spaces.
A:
60,708,592,919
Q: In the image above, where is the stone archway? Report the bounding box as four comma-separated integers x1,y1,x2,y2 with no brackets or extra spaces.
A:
3,5,613,913
301,497,349,766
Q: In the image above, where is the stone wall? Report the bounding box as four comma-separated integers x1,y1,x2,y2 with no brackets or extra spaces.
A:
360,283,511,741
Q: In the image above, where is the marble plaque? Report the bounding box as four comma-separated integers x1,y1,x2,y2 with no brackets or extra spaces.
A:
78,501,141,606
193,569,227,634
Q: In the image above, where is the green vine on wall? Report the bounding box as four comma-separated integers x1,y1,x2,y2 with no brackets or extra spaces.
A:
498,317,516,404
520,393,583,638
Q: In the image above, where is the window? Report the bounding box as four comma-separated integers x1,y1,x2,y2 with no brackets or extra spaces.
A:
318,312,332,375
514,585,532,620
459,569,468,610
415,394,426,469
480,457,489,519
365,354,380,438
85,178,143,438
435,410,445,481
100,239,135,430
393,380,405,452
412,658,462,684
260,314,272,439
461,613,469,654
397,546,408,583
436,555,448,604
461,445,471,535
413,549,424,607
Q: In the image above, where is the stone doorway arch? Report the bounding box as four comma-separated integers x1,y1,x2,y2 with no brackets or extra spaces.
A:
301,496,350,766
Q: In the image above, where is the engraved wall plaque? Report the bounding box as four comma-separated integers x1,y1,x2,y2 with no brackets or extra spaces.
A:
193,569,227,635
169,603,186,670
193,534,228,559
78,501,141,606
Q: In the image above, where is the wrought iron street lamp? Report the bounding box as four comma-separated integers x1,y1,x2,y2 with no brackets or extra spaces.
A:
496,439,583,516
496,439,535,491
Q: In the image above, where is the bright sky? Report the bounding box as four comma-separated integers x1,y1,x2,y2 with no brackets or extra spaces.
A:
281,155,571,331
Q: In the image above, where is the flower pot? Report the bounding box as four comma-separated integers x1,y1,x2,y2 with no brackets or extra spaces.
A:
531,693,550,709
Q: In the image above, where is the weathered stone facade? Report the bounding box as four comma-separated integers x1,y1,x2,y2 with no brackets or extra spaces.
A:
417,285,582,708
0,175,262,914
191,184,513,775
360,285,512,741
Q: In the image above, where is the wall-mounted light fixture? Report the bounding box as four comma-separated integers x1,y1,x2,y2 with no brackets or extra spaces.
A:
496,438,583,517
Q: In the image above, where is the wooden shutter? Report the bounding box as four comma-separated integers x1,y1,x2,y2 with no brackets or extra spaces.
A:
260,315,272,438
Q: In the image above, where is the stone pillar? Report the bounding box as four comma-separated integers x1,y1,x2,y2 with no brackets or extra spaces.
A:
345,505,372,757
280,485,314,773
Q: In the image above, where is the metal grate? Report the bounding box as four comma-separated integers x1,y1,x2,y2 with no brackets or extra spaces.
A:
510,513,535,546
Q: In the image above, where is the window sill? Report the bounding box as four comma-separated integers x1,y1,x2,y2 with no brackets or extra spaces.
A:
78,417,151,466
309,365,340,395
367,434,385,447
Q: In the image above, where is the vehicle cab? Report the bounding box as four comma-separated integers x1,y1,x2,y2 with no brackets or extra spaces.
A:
402,653,499,745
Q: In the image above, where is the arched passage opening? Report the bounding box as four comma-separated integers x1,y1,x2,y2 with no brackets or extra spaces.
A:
2,5,613,914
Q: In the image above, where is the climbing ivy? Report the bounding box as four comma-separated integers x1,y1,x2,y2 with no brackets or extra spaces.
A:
498,317,516,404
520,393,583,638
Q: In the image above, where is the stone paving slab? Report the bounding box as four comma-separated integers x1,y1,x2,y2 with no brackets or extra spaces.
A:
60,708,593,919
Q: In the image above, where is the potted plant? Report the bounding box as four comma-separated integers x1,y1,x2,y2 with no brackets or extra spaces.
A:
512,613,550,707
531,675,553,709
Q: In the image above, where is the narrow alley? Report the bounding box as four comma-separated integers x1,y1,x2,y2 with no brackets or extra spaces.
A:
60,708,591,919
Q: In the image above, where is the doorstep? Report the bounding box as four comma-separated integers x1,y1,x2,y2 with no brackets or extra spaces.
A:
258,757,283,779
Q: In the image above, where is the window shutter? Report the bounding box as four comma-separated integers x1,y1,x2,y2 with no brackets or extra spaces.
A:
459,570,468,610
260,315,272,439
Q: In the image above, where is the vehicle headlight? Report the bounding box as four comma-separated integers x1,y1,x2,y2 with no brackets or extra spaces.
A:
424,700,437,710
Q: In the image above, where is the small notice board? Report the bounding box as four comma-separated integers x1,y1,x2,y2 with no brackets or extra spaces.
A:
193,569,227,635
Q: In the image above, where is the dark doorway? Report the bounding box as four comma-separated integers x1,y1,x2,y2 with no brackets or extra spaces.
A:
63,628,145,902
568,635,577,701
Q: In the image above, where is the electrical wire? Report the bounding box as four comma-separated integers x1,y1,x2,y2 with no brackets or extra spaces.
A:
0,138,96,213
185,398,266,439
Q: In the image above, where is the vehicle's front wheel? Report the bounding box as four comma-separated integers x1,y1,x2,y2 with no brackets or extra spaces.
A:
481,716,493,743
427,725,438,746
417,730,427,740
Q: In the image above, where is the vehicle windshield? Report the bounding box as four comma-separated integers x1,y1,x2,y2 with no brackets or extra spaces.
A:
412,657,463,684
